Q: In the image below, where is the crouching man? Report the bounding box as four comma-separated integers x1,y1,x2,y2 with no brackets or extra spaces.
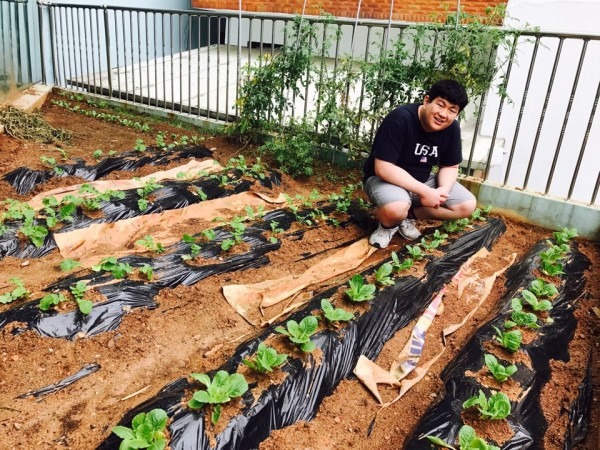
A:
363,79,477,249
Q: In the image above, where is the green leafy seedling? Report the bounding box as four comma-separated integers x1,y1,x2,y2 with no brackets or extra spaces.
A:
521,289,553,312
275,315,319,353
188,370,248,424
134,138,147,152
112,408,168,450
552,227,577,245
425,424,500,450
493,326,522,352
529,278,558,298
69,281,92,315
345,274,376,302
484,354,517,383
92,256,134,279
420,236,440,251
463,389,511,420
39,292,68,311
432,229,448,242
60,258,81,272
390,252,413,272
505,298,540,329
220,238,236,251
92,149,103,160
406,245,424,260
19,223,48,247
269,221,284,244
0,278,30,304
321,298,354,323
202,229,216,241
135,235,165,254
374,263,395,286
139,264,154,281
242,343,288,373
540,260,564,277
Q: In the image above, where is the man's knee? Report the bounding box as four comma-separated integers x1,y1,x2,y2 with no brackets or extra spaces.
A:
377,202,410,224
448,197,477,218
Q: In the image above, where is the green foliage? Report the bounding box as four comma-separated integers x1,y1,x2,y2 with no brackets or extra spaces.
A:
505,298,540,329
92,256,134,279
553,227,577,245
493,326,522,352
345,274,376,302
268,220,284,243
374,263,395,286
18,222,48,247
134,138,147,152
259,120,315,177
112,408,168,450
529,278,558,298
92,149,103,160
484,354,517,383
139,264,154,281
275,315,319,352
136,178,163,211
188,370,248,424
242,343,288,373
421,236,440,251
320,298,354,323
39,292,68,311
521,289,553,312
60,258,81,272
391,252,414,272
463,389,511,420
425,424,500,450
135,235,165,254
406,245,424,260
444,218,470,233
69,281,93,315
202,229,216,241
0,278,29,304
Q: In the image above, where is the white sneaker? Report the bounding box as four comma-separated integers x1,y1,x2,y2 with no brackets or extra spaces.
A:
398,219,421,240
369,223,399,249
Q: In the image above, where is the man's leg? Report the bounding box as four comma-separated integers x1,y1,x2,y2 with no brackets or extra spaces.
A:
413,179,476,221
364,176,412,248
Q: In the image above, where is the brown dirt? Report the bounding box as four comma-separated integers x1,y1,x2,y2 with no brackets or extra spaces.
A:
0,93,598,450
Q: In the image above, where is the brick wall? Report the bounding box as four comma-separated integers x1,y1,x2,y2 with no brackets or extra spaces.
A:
191,0,506,22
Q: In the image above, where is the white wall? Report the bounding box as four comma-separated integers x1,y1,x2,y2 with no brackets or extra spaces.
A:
480,0,600,205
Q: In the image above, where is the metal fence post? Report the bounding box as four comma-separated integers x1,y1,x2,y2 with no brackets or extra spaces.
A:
103,5,112,97
37,0,46,84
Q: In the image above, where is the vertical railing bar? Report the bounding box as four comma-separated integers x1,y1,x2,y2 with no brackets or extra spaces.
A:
103,6,112,98
170,13,174,111
206,15,211,119
145,11,150,107
130,11,136,102
545,39,589,195
83,8,91,92
314,23,327,132
216,16,222,121
235,16,241,118
38,1,46,85
247,18,253,70
225,16,231,122
303,24,312,119
154,12,158,107
197,14,201,116
75,7,84,90
356,25,371,141
329,24,343,159
58,7,67,87
187,13,192,114
465,91,486,176
162,13,166,108
568,78,600,201
523,37,564,189
24,1,33,84
112,9,119,98
49,6,58,86
138,11,143,104
65,6,74,88
179,13,183,113
15,1,23,85
270,18,276,59
591,171,600,206
96,8,103,96
501,35,540,186
122,10,128,99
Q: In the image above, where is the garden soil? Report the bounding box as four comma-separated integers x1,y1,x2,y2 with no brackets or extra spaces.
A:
0,94,599,450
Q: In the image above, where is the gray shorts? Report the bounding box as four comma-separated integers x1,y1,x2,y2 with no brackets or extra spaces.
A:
364,174,475,208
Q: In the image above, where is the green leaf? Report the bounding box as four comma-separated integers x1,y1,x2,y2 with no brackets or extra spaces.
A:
77,299,93,315
458,424,476,447
112,426,135,440
211,404,222,424
425,435,455,449
60,259,81,272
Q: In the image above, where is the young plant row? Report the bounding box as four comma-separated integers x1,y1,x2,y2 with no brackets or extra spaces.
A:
425,227,577,449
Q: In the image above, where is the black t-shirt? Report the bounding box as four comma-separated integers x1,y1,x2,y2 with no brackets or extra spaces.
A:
363,103,462,183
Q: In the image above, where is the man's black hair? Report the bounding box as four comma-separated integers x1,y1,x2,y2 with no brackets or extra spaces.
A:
427,79,469,111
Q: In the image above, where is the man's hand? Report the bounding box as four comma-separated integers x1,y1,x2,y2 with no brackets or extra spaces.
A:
419,185,448,208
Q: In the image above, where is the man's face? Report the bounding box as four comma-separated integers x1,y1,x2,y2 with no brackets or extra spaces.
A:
419,95,460,132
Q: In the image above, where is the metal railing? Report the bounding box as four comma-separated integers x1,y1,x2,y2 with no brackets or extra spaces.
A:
33,2,600,206
0,0,40,97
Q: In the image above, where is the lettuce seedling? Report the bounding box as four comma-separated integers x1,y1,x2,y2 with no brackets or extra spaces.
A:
505,298,540,329
275,316,319,352
242,343,288,373
70,281,93,315
136,178,163,211
60,258,81,272
39,292,67,311
139,264,154,281
202,229,216,241
345,274,376,302
19,222,48,247
321,298,354,323
406,245,424,260
112,408,168,450
269,221,284,244
92,256,134,279
0,278,30,304
529,278,559,298
540,260,564,277
188,370,248,424
432,229,448,242
135,235,165,254
420,236,440,252
463,389,511,420
390,252,413,272
425,424,500,450
493,326,522,352
484,354,517,383
553,227,577,245
521,289,553,312
374,263,395,286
